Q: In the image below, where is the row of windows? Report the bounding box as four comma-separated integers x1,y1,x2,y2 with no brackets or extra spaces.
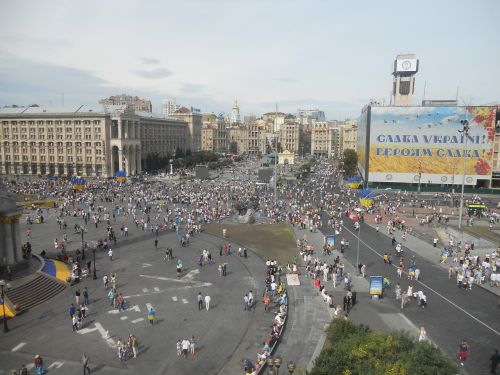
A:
0,134,102,140
0,155,103,162
1,120,101,126
2,127,101,133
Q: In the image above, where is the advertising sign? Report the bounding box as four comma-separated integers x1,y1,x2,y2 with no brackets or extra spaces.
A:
325,235,335,247
368,106,496,185
369,276,383,296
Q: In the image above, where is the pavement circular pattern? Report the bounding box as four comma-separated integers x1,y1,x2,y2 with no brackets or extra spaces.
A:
3,231,266,375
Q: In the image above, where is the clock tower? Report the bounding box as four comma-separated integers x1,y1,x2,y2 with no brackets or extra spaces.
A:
392,53,419,106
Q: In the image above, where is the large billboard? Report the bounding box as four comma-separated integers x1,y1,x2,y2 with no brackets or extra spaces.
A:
368,106,496,185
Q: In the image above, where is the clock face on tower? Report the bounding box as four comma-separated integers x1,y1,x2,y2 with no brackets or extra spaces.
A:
402,60,411,70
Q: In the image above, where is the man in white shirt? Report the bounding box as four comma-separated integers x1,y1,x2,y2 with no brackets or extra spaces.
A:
204,295,211,311
181,338,190,357
108,248,113,261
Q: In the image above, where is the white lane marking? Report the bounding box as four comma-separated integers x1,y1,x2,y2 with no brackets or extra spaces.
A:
127,305,141,313
172,296,178,301
154,287,160,292
47,361,64,369
342,224,500,337
11,342,26,352
182,299,189,304
77,322,116,348
183,269,200,279
142,288,149,293
146,303,153,311
142,263,152,268
120,316,128,320
108,309,120,315
132,318,144,324
125,280,212,299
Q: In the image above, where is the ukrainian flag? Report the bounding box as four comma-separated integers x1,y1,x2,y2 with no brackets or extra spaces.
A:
0,297,15,317
115,170,126,183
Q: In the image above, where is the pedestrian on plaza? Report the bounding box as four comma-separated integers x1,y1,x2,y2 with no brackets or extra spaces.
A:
383,253,388,264
490,349,500,374
244,294,249,310
181,338,190,358
263,293,271,312
458,339,469,367
204,295,211,311
34,355,45,375
361,264,366,278
103,274,109,290
108,248,113,261
357,263,363,275
129,334,138,358
111,273,116,289
83,287,89,305
154,238,158,249
69,303,76,318
72,315,79,332
82,353,91,375
248,290,254,308
190,335,196,356
75,289,81,305
197,292,204,310
148,307,156,325
176,339,182,356
388,254,393,266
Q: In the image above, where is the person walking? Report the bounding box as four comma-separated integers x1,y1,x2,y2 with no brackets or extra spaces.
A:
108,248,113,261
490,349,500,374
154,238,158,249
83,287,89,305
189,335,196,356
75,289,81,305
204,295,211,311
82,353,91,375
458,339,469,366
103,274,109,290
148,307,156,325
418,326,427,342
129,334,138,358
197,292,203,310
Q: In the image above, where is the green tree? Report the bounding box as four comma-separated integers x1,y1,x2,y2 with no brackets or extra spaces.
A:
310,320,458,375
229,141,238,155
341,149,358,177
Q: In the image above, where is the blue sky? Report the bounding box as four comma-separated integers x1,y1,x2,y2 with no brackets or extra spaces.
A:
0,0,499,119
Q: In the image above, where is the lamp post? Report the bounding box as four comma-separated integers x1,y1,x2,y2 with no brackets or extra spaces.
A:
356,218,361,270
417,159,422,194
273,132,279,202
458,119,470,230
0,279,11,332
80,227,86,260
169,159,174,175
91,241,98,280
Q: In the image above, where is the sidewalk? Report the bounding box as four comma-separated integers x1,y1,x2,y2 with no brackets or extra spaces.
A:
282,225,370,372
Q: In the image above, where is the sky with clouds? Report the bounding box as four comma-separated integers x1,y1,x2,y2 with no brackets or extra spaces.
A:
0,0,499,119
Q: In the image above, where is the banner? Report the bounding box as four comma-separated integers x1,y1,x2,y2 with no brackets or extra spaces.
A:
369,276,383,296
368,106,496,184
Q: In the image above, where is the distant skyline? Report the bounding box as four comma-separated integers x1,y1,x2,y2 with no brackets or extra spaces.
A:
0,0,499,119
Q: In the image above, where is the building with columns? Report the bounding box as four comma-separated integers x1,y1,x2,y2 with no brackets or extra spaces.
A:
0,105,188,178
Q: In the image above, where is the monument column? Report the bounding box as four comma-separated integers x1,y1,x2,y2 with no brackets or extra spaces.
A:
0,180,24,266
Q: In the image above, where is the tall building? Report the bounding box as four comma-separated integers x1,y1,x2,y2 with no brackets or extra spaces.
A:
297,109,326,130
230,99,241,125
0,105,188,177
311,121,333,158
162,98,180,116
392,53,419,106
171,107,202,152
99,94,152,112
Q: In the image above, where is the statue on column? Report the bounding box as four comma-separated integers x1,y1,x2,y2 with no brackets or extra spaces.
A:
0,179,24,267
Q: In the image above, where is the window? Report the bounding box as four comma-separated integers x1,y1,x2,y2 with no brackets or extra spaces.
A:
49,156,54,161
86,156,92,162
31,155,37,161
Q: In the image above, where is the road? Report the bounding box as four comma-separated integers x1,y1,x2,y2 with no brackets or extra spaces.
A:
321,211,500,374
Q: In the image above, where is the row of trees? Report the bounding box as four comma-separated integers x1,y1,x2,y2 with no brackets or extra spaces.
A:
310,319,458,375
340,149,358,177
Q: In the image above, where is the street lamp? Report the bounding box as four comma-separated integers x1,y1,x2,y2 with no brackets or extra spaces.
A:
458,119,470,230
169,159,174,175
287,361,296,374
91,241,98,280
356,218,362,270
0,279,11,332
80,227,86,260
417,159,422,194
